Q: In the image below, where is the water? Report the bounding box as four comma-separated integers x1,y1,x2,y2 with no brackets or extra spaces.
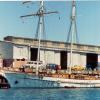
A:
0,88,100,100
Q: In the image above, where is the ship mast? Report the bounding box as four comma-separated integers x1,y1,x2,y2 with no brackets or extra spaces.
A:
20,1,58,75
67,0,79,74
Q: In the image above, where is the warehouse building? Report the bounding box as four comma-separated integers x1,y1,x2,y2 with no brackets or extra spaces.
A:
0,36,99,70
0,40,28,68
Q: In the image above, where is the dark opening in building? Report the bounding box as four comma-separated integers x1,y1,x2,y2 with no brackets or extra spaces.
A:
60,51,67,69
30,48,38,61
86,53,98,70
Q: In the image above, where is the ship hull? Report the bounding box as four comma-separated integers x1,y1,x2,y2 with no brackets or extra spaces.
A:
1,72,60,88
43,77,100,88
1,71,100,88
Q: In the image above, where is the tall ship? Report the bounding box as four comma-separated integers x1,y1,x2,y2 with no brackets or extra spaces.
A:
0,1,100,89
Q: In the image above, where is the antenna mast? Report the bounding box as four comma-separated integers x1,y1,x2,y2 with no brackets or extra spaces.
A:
20,1,58,75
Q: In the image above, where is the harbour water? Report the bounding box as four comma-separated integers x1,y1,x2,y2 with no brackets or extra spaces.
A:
0,88,100,100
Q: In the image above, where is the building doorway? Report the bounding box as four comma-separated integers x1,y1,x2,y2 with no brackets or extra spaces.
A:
30,48,38,61
60,51,67,69
86,53,98,70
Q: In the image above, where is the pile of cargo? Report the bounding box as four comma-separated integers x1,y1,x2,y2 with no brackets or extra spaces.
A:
71,65,85,71
46,63,61,70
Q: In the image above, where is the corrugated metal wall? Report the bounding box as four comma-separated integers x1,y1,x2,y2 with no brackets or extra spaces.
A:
0,42,13,59
40,50,60,65
45,50,55,64
54,51,60,65
98,55,100,69
13,45,29,60
67,52,86,67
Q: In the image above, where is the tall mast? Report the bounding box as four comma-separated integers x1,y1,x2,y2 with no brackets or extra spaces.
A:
67,0,79,74
36,1,43,75
20,1,58,75
35,1,46,40
67,0,78,43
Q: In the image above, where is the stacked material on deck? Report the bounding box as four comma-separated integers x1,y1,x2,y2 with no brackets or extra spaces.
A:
71,65,85,71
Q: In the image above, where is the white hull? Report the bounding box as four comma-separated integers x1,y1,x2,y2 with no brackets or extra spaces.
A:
1,71,100,88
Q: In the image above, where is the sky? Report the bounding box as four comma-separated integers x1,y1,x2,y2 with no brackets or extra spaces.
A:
0,1,100,46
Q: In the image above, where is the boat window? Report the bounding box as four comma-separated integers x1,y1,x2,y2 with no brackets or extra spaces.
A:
15,80,18,84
